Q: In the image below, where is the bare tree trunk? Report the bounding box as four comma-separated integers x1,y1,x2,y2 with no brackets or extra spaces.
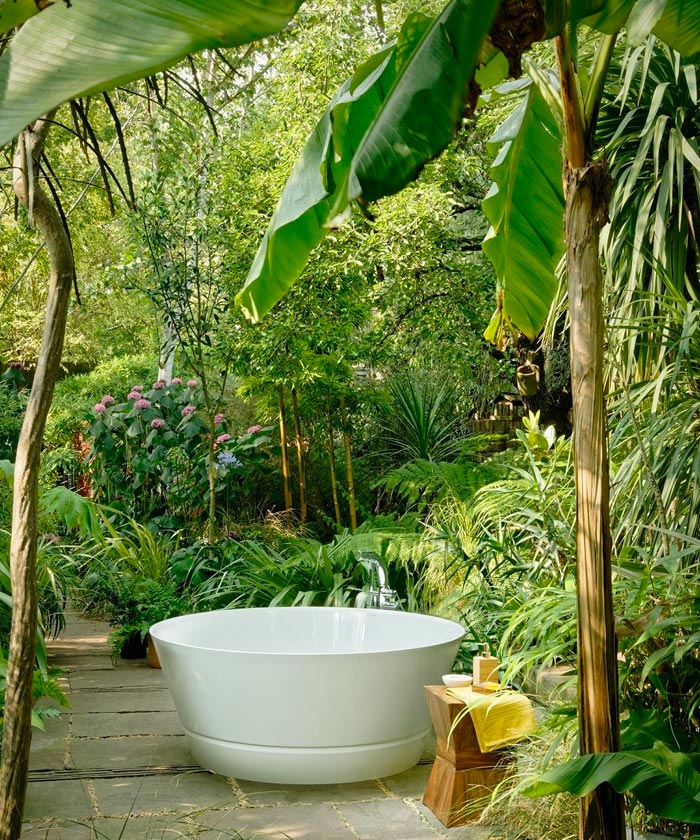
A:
326,393,342,528
278,387,292,518
339,396,357,532
0,115,74,840
565,162,625,840
290,386,306,525
146,81,177,385
157,316,177,383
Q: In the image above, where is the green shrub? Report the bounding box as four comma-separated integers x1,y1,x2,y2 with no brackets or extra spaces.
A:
0,369,26,461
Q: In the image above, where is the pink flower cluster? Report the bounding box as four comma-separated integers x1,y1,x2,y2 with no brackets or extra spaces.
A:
216,433,231,444
134,398,151,410
181,405,196,417
247,425,262,434
102,395,115,406
152,380,166,390
127,390,141,400
93,402,106,414
171,378,183,385
214,414,225,425
151,418,165,429
187,379,198,388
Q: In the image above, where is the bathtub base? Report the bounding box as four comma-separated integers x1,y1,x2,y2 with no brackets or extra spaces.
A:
185,727,430,784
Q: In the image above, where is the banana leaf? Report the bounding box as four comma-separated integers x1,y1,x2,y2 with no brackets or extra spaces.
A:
482,73,564,345
0,0,305,148
236,0,500,321
523,743,700,821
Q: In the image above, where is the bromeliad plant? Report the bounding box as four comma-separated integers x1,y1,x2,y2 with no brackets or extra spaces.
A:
87,378,274,531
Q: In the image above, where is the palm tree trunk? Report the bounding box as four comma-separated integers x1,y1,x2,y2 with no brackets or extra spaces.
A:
326,393,342,528
0,115,74,840
290,386,306,525
339,396,357,532
278,386,292,518
565,162,624,840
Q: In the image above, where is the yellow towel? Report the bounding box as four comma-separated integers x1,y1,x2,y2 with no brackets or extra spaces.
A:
445,687,537,752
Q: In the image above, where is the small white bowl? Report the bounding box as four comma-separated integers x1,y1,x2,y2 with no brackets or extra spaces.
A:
441,673,473,687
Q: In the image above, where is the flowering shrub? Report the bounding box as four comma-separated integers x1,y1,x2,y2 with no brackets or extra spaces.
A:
87,378,274,527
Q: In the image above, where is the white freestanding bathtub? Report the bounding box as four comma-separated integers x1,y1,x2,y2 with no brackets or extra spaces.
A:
150,607,464,784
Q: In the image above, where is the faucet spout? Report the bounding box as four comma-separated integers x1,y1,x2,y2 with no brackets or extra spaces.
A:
355,552,402,610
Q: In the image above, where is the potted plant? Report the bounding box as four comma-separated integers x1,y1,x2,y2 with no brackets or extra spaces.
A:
108,578,190,665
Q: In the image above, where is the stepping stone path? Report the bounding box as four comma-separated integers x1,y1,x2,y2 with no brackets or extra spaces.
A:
23,610,491,839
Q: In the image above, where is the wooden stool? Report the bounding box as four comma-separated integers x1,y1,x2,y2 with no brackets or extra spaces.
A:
422,685,514,827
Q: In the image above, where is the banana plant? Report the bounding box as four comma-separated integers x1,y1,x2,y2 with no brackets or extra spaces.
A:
234,2,700,839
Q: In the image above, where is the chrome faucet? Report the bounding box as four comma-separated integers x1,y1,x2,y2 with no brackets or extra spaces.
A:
355,552,401,610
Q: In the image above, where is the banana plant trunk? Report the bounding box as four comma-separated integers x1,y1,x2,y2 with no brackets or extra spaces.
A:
565,162,625,840
326,394,342,528
277,386,293,518
556,28,625,838
0,116,74,840
290,386,307,525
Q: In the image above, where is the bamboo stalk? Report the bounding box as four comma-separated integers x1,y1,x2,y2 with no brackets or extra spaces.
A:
278,386,293,518
326,393,342,528
291,386,307,525
340,395,357,532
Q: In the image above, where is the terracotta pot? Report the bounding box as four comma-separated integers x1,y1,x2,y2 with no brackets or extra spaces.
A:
146,632,161,669
516,362,540,396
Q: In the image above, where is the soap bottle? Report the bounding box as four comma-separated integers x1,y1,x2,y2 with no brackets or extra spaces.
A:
473,644,499,687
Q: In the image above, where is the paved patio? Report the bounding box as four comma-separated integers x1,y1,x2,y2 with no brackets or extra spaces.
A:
23,611,494,840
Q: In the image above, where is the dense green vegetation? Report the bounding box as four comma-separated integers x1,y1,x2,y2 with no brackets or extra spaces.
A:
2,1,700,837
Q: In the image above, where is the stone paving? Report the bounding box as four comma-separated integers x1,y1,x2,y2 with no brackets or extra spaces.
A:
23,611,494,840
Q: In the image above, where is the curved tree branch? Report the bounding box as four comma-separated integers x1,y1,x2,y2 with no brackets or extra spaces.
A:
0,112,74,840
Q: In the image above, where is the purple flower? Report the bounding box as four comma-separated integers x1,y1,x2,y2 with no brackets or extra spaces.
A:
101,395,115,406
130,385,143,393
217,451,242,468
216,433,232,444
127,390,141,400
93,403,106,414
187,379,198,388
151,418,165,429
181,404,196,417
247,424,262,434
134,398,151,410
171,378,183,385
214,414,225,425
152,379,165,390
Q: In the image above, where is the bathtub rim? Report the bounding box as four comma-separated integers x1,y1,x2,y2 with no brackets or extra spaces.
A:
150,605,465,657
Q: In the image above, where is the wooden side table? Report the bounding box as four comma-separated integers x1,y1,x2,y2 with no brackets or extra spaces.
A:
422,685,514,827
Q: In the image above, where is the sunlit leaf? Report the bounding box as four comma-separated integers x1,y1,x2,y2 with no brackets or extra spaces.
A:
0,0,305,148
482,75,565,341
524,744,700,822
236,0,500,321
